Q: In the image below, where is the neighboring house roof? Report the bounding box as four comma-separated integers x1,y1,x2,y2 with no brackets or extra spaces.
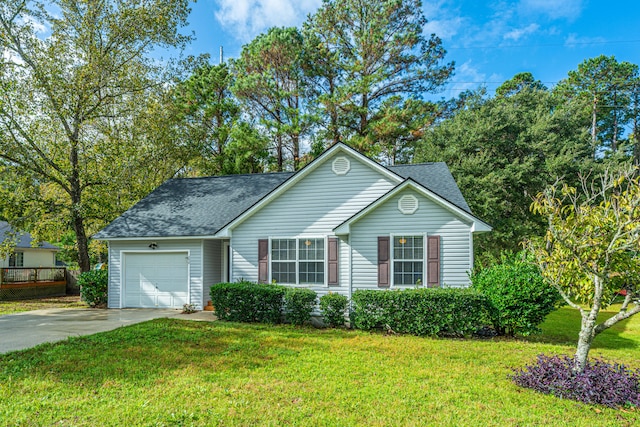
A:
94,143,483,240
0,221,59,250
93,173,293,239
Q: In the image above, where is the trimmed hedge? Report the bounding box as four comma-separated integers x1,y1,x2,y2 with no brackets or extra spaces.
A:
320,292,349,328
350,288,490,337
284,288,317,325
210,281,286,324
78,270,108,307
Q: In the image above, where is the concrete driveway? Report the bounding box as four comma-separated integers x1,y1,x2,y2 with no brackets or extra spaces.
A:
0,308,215,354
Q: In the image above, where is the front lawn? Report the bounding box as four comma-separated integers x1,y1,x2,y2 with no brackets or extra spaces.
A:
0,306,638,426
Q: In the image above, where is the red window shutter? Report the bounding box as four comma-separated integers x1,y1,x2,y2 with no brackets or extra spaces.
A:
258,239,269,284
427,235,441,287
327,237,339,286
378,236,390,287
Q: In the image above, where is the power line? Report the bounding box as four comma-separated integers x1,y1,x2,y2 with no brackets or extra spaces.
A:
447,39,640,50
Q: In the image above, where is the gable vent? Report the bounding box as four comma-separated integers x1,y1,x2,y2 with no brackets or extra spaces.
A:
332,156,351,175
398,194,419,215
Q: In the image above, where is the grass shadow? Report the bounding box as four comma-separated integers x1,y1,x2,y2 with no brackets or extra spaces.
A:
523,306,639,352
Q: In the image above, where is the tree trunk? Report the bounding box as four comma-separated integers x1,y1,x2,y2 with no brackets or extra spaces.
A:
69,133,91,273
292,133,300,170
276,133,283,172
73,206,91,273
574,312,597,373
574,275,604,373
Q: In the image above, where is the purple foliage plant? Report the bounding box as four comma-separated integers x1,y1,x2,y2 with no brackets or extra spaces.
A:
512,354,640,408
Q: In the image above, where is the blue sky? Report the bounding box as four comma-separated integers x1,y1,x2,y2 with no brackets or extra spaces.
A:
183,0,640,99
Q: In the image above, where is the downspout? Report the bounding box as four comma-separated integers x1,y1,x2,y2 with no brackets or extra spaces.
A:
348,234,353,314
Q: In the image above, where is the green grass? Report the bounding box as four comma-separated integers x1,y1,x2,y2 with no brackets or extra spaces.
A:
0,295,87,316
0,306,638,426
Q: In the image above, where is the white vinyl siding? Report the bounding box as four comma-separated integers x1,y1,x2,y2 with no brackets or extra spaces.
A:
202,239,224,303
107,239,205,309
351,189,473,289
231,152,395,299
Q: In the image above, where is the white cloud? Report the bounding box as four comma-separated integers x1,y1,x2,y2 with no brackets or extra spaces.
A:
449,60,489,93
503,23,540,41
564,33,606,47
214,0,322,41
424,16,465,40
422,1,466,40
520,0,584,20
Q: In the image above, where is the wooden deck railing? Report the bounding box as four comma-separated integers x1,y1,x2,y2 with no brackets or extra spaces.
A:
0,267,67,286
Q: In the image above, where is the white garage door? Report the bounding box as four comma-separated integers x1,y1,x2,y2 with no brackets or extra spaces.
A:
124,252,189,308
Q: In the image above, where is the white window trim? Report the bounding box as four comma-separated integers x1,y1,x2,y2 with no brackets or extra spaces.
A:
268,236,328,286
390,233,427,288
9,251,24,267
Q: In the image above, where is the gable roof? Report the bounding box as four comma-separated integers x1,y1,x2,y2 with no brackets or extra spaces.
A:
215,143,404,235
94,143,481,240
388,163,471,214
93,173,292,239
0,221,59,250
333,179,492,235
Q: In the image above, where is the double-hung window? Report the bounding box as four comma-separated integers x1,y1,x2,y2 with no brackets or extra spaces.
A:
271,238,325,285
9,251,24,267
392,235,424,286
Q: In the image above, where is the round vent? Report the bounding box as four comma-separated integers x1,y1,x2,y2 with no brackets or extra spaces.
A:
332,156,351,175
398,194,419,215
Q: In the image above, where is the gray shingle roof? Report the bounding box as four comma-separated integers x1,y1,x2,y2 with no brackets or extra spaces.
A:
0,221,59,250
93,173,293,239
388,163,472,213
94,161,472,239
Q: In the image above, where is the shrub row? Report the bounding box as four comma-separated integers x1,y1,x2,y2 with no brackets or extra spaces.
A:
209,281,286,323
210,282,491,335
210,282,349,327
350,288,490,337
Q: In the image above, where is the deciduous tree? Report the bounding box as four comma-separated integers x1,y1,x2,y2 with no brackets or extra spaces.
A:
529,170,640,373
0,0,190,271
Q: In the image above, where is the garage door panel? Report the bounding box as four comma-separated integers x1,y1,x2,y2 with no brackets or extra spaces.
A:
124,252,189,308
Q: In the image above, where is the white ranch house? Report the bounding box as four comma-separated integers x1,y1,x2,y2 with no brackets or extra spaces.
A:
94,143,491,309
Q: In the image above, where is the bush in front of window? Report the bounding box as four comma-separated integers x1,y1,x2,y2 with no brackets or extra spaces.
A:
284,288,317,325
209,281,286,324
319,292,349,328
350,288,490,337
78,270,108,307
470,251,561,336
